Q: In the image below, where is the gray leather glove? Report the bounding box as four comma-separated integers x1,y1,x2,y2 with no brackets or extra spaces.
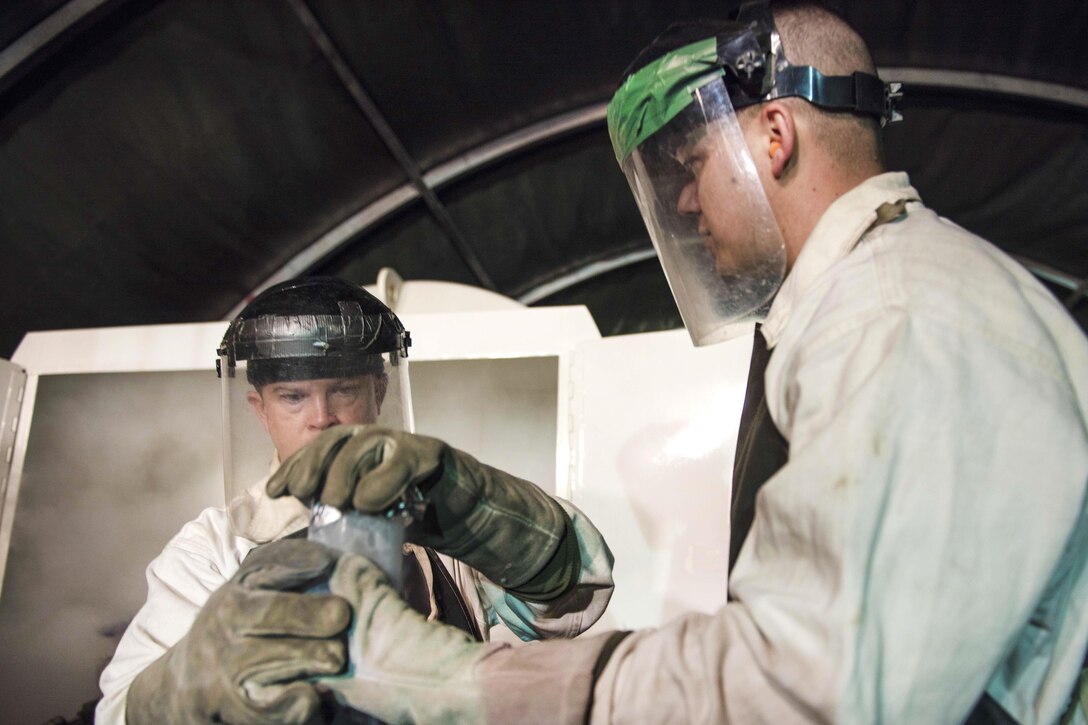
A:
317,551,620,724
126,539,351,725
267,424,580,601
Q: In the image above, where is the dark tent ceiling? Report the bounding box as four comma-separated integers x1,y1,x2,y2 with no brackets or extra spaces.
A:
2,0,1086,359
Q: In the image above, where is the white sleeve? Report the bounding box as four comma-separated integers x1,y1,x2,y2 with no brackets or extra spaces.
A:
95,509,249,724
474,498,615,641
591,310,1087,723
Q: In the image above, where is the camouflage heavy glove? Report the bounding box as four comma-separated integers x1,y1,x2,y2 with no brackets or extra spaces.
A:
267,425,580,601
126,539,351,725
317,551,620,724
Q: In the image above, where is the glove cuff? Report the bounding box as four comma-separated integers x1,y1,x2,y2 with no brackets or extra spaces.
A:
476,631,631,724
415,447,576,592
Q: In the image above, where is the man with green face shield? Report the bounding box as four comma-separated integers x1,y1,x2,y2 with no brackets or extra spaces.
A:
249,3,1088,723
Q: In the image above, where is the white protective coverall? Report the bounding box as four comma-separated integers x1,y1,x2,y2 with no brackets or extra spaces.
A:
570,173,1086,724
97,481,614,724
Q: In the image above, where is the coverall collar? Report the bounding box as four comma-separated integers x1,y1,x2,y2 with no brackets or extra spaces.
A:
762,171,920,348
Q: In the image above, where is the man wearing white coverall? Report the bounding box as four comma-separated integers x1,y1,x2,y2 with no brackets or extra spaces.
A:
269,3,1088,724
96,278,614,724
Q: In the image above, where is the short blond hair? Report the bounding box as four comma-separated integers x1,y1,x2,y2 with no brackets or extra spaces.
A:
770,2,884,173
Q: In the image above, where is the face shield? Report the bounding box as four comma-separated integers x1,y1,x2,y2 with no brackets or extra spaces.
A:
616,72,787,346
607,1,901,346
218,297,412,539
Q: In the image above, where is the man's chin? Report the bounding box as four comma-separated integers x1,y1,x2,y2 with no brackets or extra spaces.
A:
715,249,781,280
714,260,752,280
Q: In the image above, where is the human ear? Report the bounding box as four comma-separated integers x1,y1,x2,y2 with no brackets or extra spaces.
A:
246,389,271,432
763,102,795,179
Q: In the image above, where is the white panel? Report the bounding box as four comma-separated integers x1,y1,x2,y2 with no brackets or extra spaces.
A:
12,322,230,374
402,306,598,499
411,358,559,496
0,370,224,725
0,359,27,595
403,306,599,361
0,360,26,510
568,326,754,632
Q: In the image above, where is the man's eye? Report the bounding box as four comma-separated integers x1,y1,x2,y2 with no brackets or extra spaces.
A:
332,386,359,398
280,393,304,404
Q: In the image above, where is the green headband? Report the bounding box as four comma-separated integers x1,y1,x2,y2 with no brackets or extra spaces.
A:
606,37,724,164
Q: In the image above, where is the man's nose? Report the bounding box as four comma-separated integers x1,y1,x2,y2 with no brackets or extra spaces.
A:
677,180,700,215
308,397,339,428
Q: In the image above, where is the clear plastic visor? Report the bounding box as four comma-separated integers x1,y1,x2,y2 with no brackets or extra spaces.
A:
620,78,787,346
220,353,413,538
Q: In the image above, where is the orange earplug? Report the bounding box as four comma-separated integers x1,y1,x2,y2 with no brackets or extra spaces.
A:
769,141,782,159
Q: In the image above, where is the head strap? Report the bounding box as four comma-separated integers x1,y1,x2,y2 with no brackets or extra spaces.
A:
607,0,901,163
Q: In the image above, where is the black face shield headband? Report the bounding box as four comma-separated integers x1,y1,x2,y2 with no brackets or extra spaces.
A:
727,2,901,125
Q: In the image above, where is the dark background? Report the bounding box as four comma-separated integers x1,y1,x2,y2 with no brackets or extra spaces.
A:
2,0,1086,359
